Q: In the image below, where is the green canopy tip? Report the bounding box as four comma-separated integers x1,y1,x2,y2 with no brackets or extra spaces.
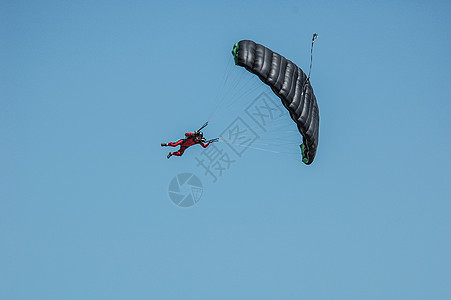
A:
232,42,239,64
300,143,310,164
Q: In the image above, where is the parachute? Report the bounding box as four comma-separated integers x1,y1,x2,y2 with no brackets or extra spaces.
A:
232,40,320,165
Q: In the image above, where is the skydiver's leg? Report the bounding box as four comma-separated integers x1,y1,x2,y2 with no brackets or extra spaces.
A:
167,139,184,147
171,146,188,156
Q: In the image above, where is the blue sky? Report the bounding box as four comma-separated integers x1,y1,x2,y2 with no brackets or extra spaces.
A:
1,0,450,299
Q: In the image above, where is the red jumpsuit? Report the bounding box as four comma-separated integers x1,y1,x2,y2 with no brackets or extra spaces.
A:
168,132,210,156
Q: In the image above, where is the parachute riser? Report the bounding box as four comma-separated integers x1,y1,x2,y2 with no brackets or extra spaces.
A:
197,121,208,132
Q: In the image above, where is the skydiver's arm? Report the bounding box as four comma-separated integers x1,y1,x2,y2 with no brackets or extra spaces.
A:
185,132,195,137
199,142,211,148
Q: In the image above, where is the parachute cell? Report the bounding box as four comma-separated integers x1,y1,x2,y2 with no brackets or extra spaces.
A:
232,40,320,165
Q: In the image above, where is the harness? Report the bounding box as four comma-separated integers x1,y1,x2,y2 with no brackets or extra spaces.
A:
182,134,203,146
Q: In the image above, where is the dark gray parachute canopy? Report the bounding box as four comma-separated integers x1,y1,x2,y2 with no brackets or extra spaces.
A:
232,40,319,165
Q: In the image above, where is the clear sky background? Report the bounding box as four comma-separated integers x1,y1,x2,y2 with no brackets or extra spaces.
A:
1,0,450,299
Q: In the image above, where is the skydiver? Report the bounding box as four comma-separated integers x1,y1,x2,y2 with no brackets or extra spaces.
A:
161,130,216,159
